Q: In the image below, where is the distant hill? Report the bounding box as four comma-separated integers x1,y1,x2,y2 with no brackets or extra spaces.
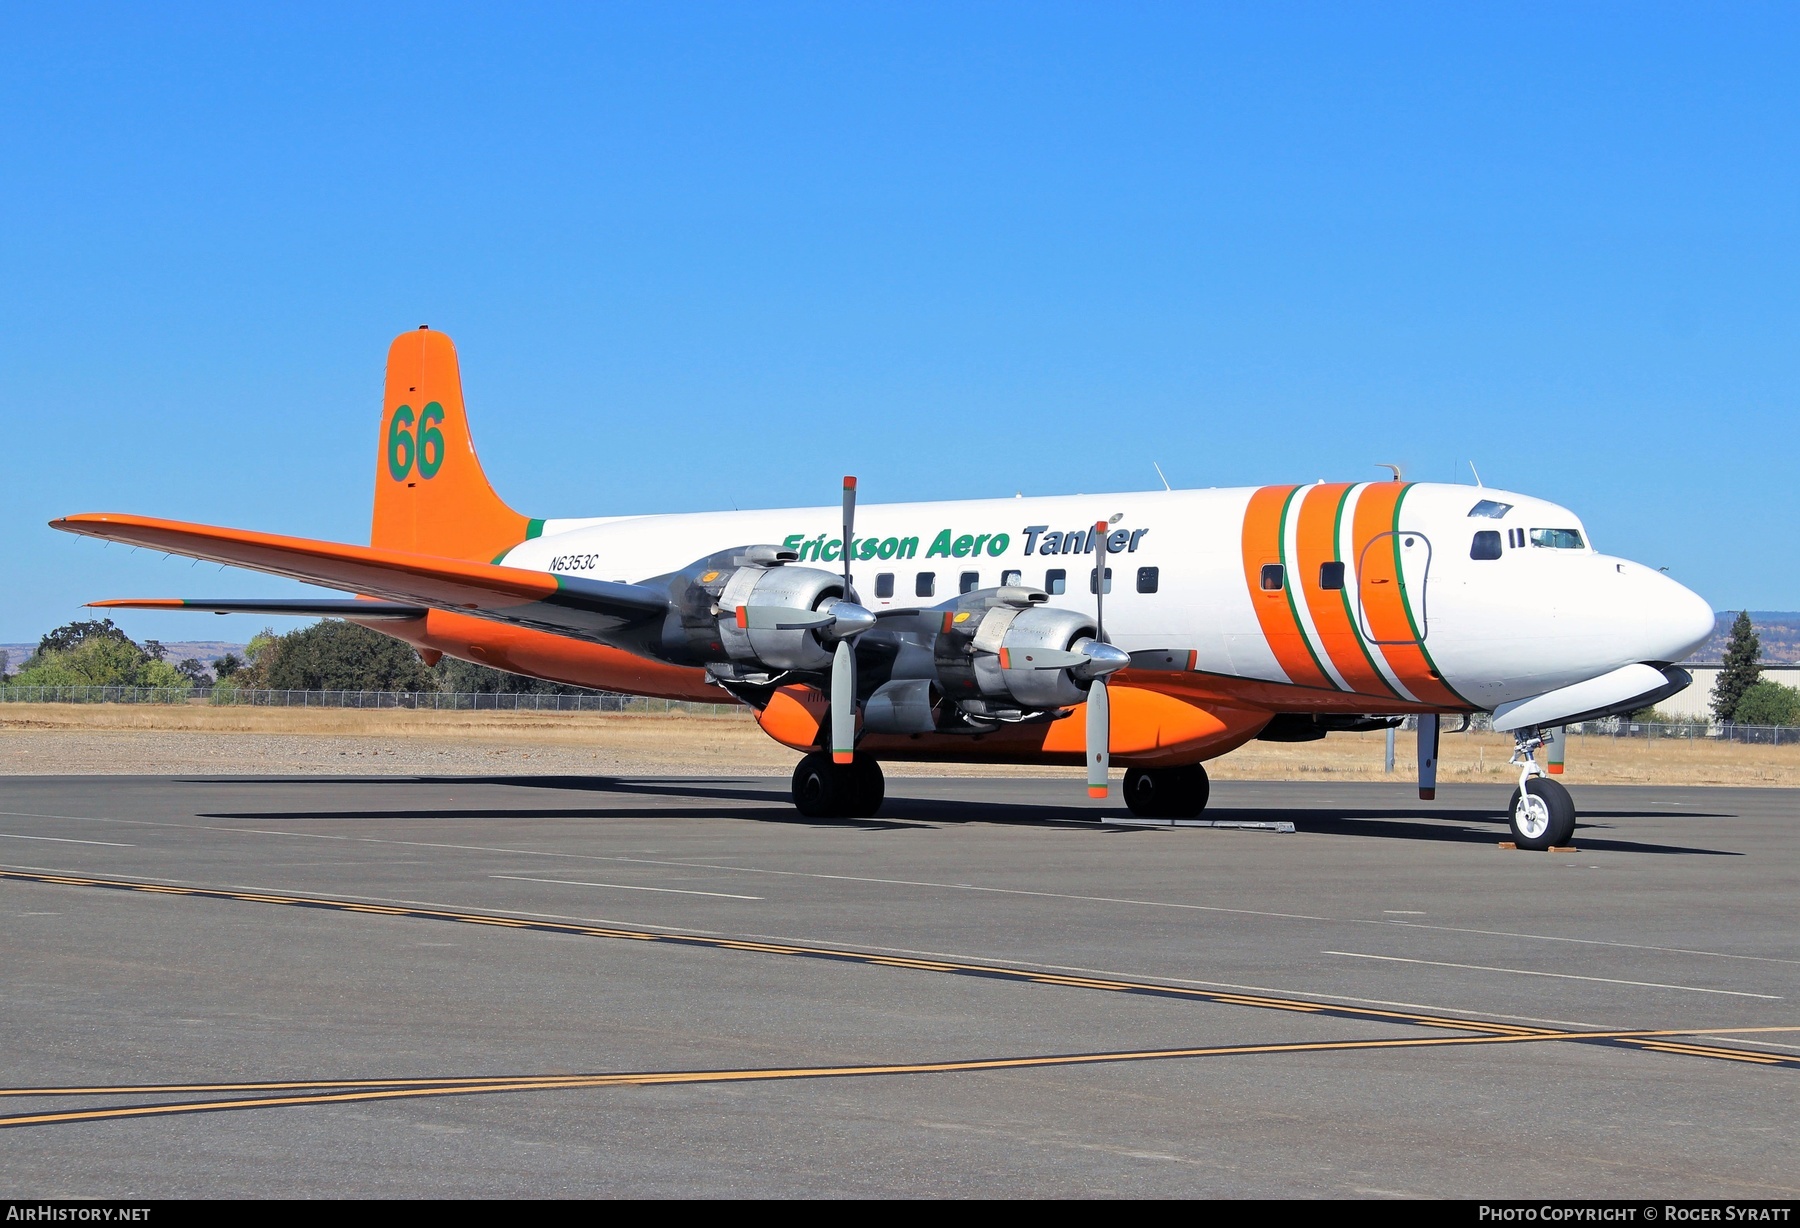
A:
1,640,247,676
1690,613,1800,665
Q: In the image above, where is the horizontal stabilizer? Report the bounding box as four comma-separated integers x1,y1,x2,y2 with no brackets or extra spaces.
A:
90,598,428,621
52,513,670,643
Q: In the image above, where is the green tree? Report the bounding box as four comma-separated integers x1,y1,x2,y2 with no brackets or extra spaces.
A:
11,635,189,689
264,620,437,692
1732,681,1800,727
433,656,597,695
214,652,244,680
36,618,131,657
1712,611,1761,723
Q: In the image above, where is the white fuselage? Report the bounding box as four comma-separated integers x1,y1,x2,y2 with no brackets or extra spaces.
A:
498,482,1714,710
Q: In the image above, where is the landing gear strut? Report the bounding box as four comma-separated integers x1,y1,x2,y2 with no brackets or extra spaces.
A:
791,752,885,819
1506,729,1576,850
1122,764,1211,819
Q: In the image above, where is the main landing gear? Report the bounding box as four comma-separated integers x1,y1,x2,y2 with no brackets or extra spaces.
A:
1506,729,1576,850
791,752,886,819
1122,763,1211,819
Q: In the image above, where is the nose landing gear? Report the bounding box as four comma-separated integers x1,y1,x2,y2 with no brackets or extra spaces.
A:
1506,730,1575,849
791,752,885,819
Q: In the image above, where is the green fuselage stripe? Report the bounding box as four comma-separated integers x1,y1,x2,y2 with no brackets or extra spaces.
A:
1334,485,1404,700
1391,485,1474,707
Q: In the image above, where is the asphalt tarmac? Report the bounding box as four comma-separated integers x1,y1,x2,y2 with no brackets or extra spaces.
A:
0,773,1795,1198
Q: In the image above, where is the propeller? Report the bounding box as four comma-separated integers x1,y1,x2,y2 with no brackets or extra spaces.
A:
832,476,860,764
1087,519,1113,799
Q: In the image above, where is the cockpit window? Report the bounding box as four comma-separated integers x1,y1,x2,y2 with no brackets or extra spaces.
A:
1468,499,1513,519
1470,530,1502,560
1530,528,1585,550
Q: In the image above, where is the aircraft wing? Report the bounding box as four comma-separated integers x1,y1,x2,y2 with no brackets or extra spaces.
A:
51,513,671,641
90,598,430,620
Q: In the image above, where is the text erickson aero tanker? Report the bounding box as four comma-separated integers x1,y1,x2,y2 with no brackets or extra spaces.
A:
56,329,1715,849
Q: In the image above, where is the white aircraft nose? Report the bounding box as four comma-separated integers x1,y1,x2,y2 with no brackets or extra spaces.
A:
1644,571,1715,664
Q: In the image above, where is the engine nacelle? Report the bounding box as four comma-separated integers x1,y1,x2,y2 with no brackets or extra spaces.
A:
657,546,847,672
716,561,846,671
933,594,1099,712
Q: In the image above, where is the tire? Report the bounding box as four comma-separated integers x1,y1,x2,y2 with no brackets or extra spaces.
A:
1122,764,1211,818
1507,777,1575,850
791,753,843,819
1164,763,1210,818
847,757,885,818
1123,768,1159,817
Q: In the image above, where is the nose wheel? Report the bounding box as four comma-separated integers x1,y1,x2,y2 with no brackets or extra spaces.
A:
1122,764,1211,818
1506,730,1576,849
791,752,885,819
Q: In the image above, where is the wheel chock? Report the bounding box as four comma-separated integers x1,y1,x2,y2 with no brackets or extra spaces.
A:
1497,841,1517,850
1496,842,1580,853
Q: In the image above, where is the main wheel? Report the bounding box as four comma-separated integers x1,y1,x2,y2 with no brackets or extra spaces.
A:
792,753,845,818
1122,764,1211,818
791,753,884,819
1506,777,1576,850
846,757,885,818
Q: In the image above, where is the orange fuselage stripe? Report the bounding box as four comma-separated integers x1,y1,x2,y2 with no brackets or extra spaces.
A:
1294,483,1400,700
1240,485,1333,690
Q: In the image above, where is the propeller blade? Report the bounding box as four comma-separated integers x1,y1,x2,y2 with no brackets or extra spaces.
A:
1085,519,1113,800
841,476,857,597
996,647,1087,670
831,638,857,765
736,605,834,631
1086,677,1110,799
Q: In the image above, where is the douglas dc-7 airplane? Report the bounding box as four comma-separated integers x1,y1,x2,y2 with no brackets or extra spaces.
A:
55,329,1714,849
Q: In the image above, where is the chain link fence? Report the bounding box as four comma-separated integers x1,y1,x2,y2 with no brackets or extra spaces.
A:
2,686,1794,741
0,685,746,716
1393,712,1797,746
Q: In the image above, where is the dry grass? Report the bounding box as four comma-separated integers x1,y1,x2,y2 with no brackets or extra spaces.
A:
1210,729,1800,787
1,703,1796,784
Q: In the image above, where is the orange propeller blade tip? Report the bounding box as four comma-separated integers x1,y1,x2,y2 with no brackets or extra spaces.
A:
1088,786,1109,799
734,606,748,629
843,476,856,490
832,752,855,765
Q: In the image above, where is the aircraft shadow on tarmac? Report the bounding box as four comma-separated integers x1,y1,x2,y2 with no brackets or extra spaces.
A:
189,775,1739,854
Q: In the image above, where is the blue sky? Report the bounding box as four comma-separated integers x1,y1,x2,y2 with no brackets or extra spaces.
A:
3,3,1796,645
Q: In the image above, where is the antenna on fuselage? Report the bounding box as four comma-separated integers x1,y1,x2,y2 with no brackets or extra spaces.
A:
1377,463,1403,482
1469,460,1484,487
1152,461,1172,491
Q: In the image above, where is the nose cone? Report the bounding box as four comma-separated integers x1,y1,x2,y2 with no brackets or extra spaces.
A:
1644,572,1716,664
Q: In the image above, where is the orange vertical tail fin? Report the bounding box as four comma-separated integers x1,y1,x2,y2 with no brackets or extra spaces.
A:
371,328,537,563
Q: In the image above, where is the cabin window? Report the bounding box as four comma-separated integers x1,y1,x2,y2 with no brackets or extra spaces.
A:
1089,567,1113,595
960,571,980,594
1259,563,1285,592
1000,569,1022,587
916,572,936,598
1045,568,1067,595
1319,561,1346,589
874,573,895,599
1470,531,1502,560
1136,566,1159,594
1531,528,1585,550
1468,499,1513,519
